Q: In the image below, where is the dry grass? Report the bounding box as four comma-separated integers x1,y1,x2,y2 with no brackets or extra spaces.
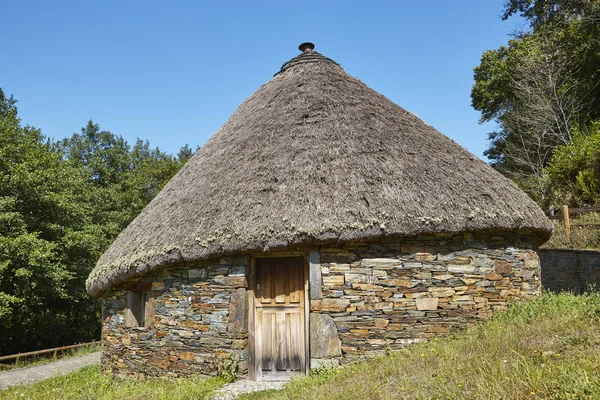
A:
543,212,600,249
244,292,600,400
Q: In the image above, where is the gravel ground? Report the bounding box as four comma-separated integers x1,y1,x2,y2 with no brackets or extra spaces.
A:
211,380,286,400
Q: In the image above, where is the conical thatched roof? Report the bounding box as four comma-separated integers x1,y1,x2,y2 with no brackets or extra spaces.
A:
87,44,552,297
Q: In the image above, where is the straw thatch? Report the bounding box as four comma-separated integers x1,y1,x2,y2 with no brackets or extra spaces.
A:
87,48,552,297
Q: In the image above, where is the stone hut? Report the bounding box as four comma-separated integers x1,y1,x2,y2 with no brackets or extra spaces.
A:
86,43,552,380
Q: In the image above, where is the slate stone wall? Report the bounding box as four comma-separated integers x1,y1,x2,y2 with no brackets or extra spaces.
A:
100,232,541,378
101,256,250,378
540,248,600,293
309,232,541,366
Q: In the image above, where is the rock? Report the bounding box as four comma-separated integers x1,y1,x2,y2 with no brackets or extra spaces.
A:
361,258,401,268
344,273,378,284
311,299,351,312
379,278,413,287
227,288,247,333
374,318,389,328
427,287,455,297
415,298,439,311
322,275,344,287
310,314,341,358
427,326,450,333
485,273,503,281
188,268,207,279
414,253,436,262
180,351,195,361
329,263,351,273
494,260,512,275
448,265,476,274
212,276,247,287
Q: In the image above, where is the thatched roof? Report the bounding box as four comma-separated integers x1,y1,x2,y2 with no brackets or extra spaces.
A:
87,44,552,297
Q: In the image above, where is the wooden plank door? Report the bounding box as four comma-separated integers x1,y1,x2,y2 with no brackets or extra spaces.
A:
254,257,306,380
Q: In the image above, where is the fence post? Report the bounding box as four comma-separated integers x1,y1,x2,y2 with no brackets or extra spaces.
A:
562,205,571,243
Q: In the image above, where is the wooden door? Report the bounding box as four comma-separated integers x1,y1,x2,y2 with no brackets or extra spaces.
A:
254,257,306,380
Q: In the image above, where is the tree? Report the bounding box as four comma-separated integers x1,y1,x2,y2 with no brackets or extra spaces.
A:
0,89,101,354
0,91,193,355
546,120,600,205
57,122,193,233
471,0,600,206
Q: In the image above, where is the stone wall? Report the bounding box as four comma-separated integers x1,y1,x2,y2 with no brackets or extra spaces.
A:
540,249,600,293
309,232,541,366
100,231,541,378
101,256,249,378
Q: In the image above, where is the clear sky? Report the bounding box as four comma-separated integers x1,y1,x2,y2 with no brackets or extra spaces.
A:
1,0,524,160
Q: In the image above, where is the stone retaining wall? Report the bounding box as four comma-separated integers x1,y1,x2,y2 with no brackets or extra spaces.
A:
540,248,600,293
101,232,541,378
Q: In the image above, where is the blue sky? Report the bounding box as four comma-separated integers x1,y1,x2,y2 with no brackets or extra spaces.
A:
1,0,524,159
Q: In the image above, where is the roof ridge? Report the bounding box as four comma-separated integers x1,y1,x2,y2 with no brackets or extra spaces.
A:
275,51,340,76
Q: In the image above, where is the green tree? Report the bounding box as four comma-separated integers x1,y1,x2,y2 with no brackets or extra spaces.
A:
546,121,600,205
0,90,192,355
471,0,600,206
57,122,193,234
0,90,101,354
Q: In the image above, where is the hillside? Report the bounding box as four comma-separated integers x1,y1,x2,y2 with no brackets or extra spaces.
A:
2,292,599,399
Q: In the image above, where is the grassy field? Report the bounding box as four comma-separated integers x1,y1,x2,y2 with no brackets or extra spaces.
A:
244,292,600,400
3,292,600,400
0,365,226,400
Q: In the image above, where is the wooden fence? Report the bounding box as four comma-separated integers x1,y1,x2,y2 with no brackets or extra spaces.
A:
548,205,600,243
0,341,101,364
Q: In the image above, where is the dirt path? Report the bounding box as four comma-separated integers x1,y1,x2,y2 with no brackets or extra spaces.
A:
0,352,100,390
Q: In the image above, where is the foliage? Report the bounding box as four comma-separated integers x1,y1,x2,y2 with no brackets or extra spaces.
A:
546,121,600,206
472,0,600,207
0,88,193,355
0,365,226,400
502,0,599,27
243,291,600,399
0,91,98,354
55,121,190,238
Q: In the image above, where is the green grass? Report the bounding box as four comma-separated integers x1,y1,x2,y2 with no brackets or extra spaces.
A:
0,365,226,400
243,292,600,400
0,343,101,372
5,292,600,399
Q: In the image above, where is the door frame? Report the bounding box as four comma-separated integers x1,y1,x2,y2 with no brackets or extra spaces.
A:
248,252,310,381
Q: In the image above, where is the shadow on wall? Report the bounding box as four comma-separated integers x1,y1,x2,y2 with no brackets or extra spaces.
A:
540,249,600,293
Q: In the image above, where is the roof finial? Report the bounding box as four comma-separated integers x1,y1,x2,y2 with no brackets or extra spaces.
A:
298,42,315,53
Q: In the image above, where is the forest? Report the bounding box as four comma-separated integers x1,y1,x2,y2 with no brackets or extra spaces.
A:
1,0,599,355
0,91,193,355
